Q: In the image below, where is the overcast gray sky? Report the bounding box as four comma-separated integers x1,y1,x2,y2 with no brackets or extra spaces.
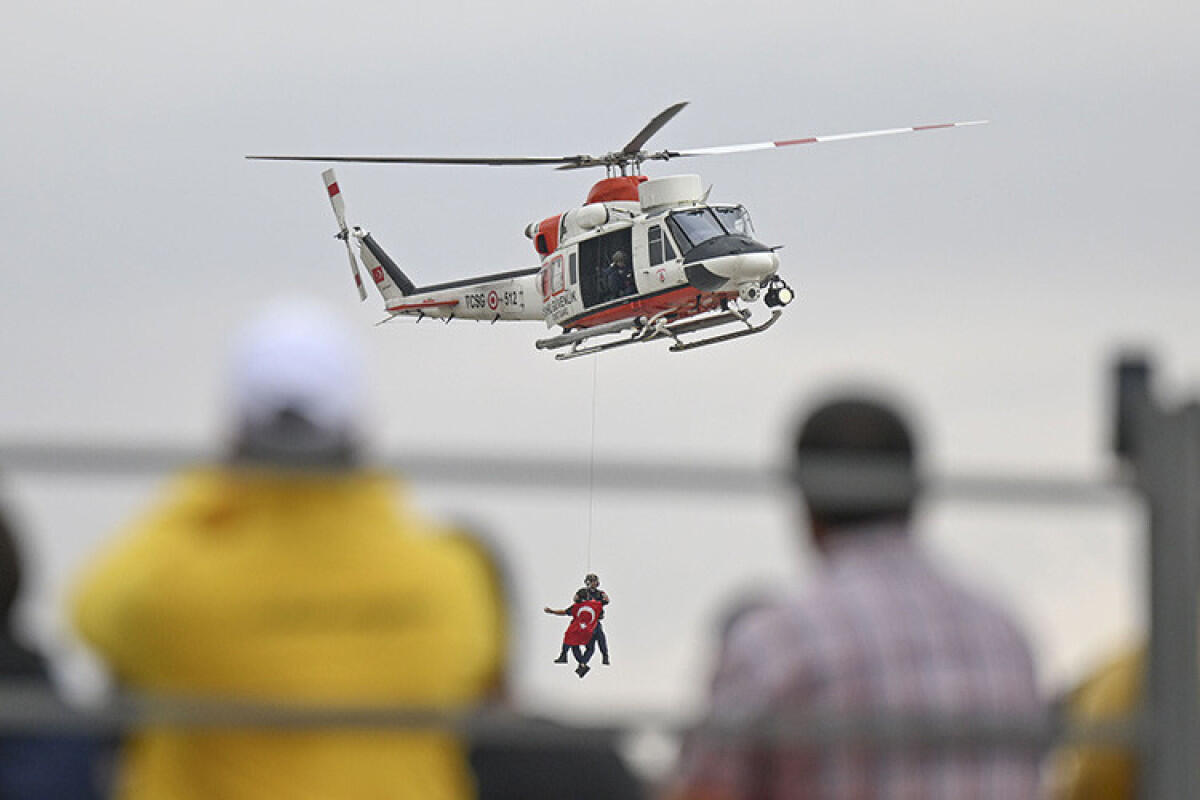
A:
2,0,1197,768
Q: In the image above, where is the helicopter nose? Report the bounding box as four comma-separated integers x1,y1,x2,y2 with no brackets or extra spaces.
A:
682,234,780,291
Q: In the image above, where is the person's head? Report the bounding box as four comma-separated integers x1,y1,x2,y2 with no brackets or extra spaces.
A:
791,393,918,548
226,298,367,469
584,573,599,590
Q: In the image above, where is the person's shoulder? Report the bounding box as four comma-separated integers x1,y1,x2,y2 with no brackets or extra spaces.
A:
921,563,1038,670
78,469,223,570
724,597,811,662
705,599,818,714
931,565,1030,637
1070,646,1144,717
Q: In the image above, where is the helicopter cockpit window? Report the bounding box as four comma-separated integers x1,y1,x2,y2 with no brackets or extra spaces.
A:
665,208,727,255
714,205,755,236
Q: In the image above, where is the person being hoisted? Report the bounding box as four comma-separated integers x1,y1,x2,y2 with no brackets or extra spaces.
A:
545,586,605,678
580,573,610,666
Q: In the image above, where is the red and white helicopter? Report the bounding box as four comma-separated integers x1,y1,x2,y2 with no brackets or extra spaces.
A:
249,103,984,359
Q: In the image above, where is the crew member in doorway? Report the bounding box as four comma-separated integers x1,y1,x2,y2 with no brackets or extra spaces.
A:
601,251,634,302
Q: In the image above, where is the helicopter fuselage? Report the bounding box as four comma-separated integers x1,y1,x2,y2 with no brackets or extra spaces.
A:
372,174,785,335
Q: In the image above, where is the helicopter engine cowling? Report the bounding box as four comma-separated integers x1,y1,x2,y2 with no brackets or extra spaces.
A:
559,203,610,243
524,214,562,257
639,175,704,213
586,175,646,204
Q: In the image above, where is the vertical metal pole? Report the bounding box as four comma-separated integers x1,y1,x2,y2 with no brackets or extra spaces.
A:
1141,401,1200,799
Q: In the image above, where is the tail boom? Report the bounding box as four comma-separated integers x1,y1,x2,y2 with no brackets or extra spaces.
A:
383,270,543,322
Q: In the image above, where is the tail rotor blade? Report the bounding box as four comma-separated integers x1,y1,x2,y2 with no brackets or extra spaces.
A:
322,169,367,301
322,169,349,230
343,239,368,301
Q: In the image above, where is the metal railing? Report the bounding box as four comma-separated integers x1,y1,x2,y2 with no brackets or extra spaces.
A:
0,441,1132,507
0,681,1128,753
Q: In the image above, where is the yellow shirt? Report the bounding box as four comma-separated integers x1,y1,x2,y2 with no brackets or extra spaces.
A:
1051,646,1142,800
73,468,502,800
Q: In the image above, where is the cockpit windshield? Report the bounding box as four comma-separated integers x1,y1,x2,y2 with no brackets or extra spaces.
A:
713,205,755,236
666,208,728,254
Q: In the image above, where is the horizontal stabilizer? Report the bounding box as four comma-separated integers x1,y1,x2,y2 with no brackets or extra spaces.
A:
386,299,461,314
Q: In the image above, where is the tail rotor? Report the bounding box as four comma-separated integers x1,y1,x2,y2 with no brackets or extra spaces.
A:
322,169,368,301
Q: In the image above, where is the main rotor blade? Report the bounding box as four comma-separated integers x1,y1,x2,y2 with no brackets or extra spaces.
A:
647,119,989,161
620,101,689,155
247,154,594,167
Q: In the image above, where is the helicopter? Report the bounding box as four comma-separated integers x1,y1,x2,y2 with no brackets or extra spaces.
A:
248,103,985,359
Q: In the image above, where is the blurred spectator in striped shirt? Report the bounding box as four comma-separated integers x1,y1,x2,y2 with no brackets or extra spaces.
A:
668,393,1043,799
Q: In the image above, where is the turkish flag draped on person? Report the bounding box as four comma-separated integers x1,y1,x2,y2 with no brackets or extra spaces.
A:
562,600,603,646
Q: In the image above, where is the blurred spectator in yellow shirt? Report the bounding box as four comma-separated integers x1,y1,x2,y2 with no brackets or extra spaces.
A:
72,299,504,800
1048,646,1142,800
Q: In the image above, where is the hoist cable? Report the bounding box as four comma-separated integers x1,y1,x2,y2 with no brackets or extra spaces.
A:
585,357,599,572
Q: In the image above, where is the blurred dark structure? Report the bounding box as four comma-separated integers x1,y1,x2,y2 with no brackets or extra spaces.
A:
0,503,105,799
1051,355,1200,799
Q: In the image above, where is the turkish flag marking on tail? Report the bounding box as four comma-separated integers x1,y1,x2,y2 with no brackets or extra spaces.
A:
562,600,603,646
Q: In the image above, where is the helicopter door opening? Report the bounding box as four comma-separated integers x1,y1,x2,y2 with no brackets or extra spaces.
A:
579,228,635,308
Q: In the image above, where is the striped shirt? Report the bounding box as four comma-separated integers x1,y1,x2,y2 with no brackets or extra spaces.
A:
675,525,1041,799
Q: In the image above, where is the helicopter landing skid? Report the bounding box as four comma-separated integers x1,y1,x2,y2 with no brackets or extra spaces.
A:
552,332,646,361
551,308,781,360
667,308,782,352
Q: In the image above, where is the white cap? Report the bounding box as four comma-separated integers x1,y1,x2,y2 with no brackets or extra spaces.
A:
227,298,366,440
